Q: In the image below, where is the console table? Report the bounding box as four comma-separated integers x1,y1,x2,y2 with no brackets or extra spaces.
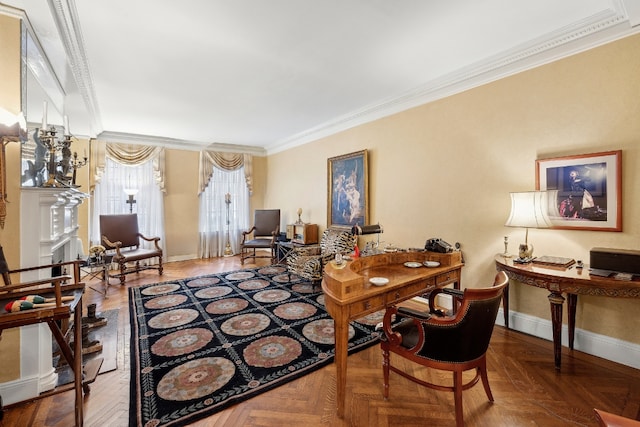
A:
322,250,463,417
494,254,640,370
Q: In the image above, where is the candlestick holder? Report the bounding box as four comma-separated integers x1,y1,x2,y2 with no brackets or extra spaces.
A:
70,151,88,187
40,126,72,188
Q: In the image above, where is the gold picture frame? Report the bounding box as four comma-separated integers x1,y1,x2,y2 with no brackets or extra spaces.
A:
327,150,369,229
536,150,622,231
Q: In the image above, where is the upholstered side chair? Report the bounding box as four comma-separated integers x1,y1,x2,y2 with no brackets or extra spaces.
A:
286,228,356,284
240,209,281,264
100,214,163,285
380,272,509,427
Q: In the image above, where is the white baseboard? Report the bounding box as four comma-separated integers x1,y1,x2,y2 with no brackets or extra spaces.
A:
166,254,199,263
0,376,41,406
496,308,640,370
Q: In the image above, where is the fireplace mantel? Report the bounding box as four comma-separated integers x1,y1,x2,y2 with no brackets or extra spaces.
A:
0,186,89,404
20,186,88,275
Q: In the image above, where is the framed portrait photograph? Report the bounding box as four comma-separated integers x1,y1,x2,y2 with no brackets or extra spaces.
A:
327,150,369,229
536,150,622,231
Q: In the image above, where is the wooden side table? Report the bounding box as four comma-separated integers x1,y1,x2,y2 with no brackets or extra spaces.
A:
495,254,640,370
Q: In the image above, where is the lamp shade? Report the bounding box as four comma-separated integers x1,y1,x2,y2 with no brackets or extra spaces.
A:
505,191,553,229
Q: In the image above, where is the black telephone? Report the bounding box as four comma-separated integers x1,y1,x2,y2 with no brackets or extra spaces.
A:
425,238,453,253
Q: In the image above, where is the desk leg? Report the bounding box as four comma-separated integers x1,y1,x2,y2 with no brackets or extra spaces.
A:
548,292,565,370
333,316,349,418
567,294,577,350
503,282,509,329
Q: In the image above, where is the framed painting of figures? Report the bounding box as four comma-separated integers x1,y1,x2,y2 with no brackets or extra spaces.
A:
327,150,369,229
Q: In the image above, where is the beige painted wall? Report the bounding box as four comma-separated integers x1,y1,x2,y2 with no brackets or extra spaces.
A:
0,13,23,382
266,33,640,344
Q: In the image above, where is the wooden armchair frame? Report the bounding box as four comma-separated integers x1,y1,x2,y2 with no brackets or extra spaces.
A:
100,214,163,285
381,272,508,427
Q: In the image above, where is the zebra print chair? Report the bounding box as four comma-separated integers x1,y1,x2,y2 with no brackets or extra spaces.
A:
286,228,356,284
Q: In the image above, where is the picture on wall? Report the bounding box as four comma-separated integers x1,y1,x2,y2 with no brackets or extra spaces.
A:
327,150,369,229
536,150,621,231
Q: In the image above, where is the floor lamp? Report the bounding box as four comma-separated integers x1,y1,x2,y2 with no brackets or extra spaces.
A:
224,193,233,257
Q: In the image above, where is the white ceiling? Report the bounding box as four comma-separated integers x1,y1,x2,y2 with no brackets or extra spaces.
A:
2,1,639,155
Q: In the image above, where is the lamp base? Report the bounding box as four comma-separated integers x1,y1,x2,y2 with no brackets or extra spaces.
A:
513,256,534,264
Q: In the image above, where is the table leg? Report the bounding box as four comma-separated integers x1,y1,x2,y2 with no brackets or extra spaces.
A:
333,315,349,418
503,281,510,328
548,292,565,370
567,293,577,350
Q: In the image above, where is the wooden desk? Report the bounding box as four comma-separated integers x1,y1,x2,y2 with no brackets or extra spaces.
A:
322,250,463,417
494,254,640,370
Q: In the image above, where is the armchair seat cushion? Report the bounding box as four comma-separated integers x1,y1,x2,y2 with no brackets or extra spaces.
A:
113,247,162,263
242,238,274,249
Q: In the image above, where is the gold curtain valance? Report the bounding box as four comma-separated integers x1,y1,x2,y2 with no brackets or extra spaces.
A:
90,141,166,192
198,151,253,195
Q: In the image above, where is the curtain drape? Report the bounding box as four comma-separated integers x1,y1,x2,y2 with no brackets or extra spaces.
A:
198,151,253,195
90,141,166,193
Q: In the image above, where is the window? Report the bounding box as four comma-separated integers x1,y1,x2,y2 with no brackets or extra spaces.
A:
91,157,165,248
199,166,249,258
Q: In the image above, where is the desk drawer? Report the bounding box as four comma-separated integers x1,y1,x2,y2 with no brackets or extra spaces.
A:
349,295,385,317
386,279,435,305
436,270,459,286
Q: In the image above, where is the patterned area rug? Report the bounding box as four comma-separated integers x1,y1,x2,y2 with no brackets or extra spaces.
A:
129,265,382,427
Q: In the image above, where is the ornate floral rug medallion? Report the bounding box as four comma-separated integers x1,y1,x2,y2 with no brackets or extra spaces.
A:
129,265,382,427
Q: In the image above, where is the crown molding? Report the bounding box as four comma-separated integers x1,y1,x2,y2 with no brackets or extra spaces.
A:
266,2,635,155
48,0,102,135
97,131,267,156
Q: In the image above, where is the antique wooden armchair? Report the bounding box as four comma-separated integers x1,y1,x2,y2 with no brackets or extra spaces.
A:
240,209,280,264
100,214,163,285
380,272,509,427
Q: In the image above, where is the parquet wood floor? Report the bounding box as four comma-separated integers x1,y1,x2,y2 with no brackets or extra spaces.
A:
2,256,639,426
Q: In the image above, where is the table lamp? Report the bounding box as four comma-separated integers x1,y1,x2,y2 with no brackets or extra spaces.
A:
505,191,553,263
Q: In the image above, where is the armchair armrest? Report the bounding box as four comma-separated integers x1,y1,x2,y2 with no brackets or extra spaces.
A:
102,235,125,258
138,233,162,251
241,226,257,245
428,287,464,316
293,244,321,257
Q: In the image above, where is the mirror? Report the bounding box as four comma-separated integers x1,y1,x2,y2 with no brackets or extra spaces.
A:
20,19,67,187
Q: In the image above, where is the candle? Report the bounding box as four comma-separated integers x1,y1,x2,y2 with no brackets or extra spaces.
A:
41,101,48,130
64,115,70,134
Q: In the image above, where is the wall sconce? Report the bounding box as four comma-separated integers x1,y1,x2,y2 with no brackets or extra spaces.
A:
505,191,553,262
0,108,27,229
124,188,139,213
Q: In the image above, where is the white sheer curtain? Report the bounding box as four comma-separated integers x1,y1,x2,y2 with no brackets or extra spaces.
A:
199,166,249,258
91,157,165,248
